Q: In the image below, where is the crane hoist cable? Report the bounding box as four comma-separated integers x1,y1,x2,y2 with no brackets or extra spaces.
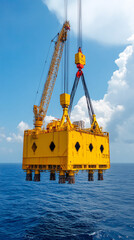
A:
69,0,100,130
63,0,69,94
78,0,82,49
64,34,69,94
64,0,68,22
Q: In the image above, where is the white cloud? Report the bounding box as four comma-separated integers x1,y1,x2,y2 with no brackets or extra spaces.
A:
70,96,124,130
0,121,30,144
6,137,12,142
7,133,23,143
7,121,30,143
116,115,134,144
17,121,29,133
0,128,6,142
44,115,57,125
0,133,6,139
70,37,134,162
44,0,134,45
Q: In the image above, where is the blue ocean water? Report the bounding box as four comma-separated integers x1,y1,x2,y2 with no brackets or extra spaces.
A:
0,164,134,240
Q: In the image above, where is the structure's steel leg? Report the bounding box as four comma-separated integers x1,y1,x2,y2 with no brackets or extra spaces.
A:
98,170,103,180
34,170,40,182
26,169,32,181
65,172,69,181
88,170,94,181
59,170,65,184
68,171,75,184
50,171,56,180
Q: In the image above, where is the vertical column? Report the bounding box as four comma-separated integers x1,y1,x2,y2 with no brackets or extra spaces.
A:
68,171,75,184
59,170,65,184
50,171,56,180
26,169,32,181
65,172,69,181
98,170,103,180
34,170,40,181
88,170,94,181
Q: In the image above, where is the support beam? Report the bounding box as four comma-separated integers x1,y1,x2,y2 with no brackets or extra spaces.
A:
34,170,40,181
98,170,103,180
88,170,94,181
26,169,32,181
50,171,56,180
59,170,65,184
65,172,69,181
68,171,75,184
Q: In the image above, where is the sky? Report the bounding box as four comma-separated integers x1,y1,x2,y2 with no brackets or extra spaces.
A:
0,0,134,163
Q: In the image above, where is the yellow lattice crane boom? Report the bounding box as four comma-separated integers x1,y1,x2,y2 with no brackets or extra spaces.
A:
33,21,70,130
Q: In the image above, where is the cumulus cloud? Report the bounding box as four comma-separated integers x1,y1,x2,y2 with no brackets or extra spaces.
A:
2,121,30,143
17,121,29,134
44,115,57,125
43,0,134,45
0,133,6,141
0,128,6,142
6,137,12,142
6,133,23,143
70,37,134,153
70,96,124,131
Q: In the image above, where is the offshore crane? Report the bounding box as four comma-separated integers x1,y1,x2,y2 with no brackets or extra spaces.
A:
22,4,110,183
33,21,70,131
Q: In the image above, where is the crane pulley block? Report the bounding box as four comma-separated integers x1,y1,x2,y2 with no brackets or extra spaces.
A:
75,51,86,66
60,93,70,108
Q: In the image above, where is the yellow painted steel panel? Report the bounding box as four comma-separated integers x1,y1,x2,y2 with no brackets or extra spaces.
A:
23,129,110,171
22,130,68,170
68,131,110,170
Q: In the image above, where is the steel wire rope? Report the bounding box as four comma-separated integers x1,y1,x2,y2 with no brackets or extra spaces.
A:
68,75,80,116
64,0,68,22
67,31,70,93
64,41,67,93
81,74,95,124
63,0,68,93
61,50,64,93
34,33,59,106
34,41,52,105
64,39,69,94
78,0,82,49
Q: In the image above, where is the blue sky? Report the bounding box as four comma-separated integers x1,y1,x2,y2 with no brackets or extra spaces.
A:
0,0,134,163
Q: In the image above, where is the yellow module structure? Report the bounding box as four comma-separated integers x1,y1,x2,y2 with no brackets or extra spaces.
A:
22,93,110,183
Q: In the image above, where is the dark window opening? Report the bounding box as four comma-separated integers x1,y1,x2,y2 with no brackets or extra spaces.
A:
75,142,80,151
100,145,104,153
32,142,37,152
50,141,55,151
89,143,93,152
